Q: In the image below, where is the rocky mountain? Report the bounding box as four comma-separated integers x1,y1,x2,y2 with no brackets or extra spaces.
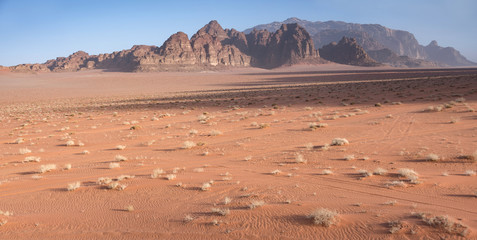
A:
367,48,440,68
319,37,379,66
10,20,322,72
424,40,475,66
245,18,476,67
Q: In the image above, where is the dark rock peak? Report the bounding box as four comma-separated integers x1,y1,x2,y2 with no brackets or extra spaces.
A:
193,20,227,39
319,36,379,67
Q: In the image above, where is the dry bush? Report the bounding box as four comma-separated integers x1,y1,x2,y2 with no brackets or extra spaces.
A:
115,155,127,161
107,182,127,191
64,164,72,170
223,197,232,205
97,177,113,185
151,168,165,178
165,174,176,180
117,175,134,181
373,167,387,175
39,164,56,173
181,141,196,149
331,138,349,146
398,168,419,183
295,154,307,164
415,213,469,236
308,208,339,227
201,182,211,191
211,208,230,216
109,162,120,169
23,156,41,163
65,140,75,147
464,170,475,176
125,205,134,212
19,148,31,155
115,145,126,150
357,169,372,178
388,220,403,234
426,154,440,161
344,155,355,161
208,130,223,136
67,181,80,191
249,200,265,209
271,169,281,175
322,169,333,175
13,138,24,144
184,215,194,223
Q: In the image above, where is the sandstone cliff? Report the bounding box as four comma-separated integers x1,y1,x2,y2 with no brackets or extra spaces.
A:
245,17,476,67
319,37,379,66
10,20,322,72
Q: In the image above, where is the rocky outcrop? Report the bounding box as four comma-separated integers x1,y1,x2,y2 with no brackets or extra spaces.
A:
245,17,476,67
367,48,440,68
319,37,379,66
424,40,475,66
10,20,323,72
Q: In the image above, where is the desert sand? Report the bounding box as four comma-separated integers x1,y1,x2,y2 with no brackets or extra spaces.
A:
0,64,476,239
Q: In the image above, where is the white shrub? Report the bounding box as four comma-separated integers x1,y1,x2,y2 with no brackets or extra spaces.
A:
211,208,230,216
308,208,339,227
322,169,333,175
373,168,387,175
165,174,176,180
249,200,265,209
39,164,56,173
67,181,80,191
115,145,126,150
201,182,211,191
19,148,31,155
331,138,349,146
109,162,120,169
23,156,40,163
426,154,440,161
181,141,196,149
115,155,127,161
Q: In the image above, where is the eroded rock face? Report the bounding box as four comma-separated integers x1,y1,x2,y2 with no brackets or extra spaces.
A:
367,48,440,68
9,20,322,72
319,37,379,66
245,17,476,67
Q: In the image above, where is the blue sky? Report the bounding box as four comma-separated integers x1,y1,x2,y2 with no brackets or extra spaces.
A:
1,0,476,66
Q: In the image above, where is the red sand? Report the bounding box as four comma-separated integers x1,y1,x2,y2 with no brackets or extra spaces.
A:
0,65,476,239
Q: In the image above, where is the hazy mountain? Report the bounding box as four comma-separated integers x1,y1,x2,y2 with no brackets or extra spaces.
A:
244,18,476,66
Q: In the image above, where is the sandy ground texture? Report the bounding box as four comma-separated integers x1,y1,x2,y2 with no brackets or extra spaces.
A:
0,64,477,239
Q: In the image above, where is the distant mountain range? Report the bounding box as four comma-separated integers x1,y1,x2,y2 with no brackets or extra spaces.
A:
6,18,475,72
244,17,476,67
9,20,324,72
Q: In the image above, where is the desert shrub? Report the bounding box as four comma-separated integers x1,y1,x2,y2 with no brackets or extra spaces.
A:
39,164,56,173
67,181,80,191
211,208,230,216
249,200,265,209
151,168,165,178
322,169,333,175
181,141,196,149
373,168,387,175
331,138,349,146
426,154,440,161
308,208,339,227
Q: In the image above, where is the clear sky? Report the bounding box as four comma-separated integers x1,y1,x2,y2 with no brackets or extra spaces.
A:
1,0,476,66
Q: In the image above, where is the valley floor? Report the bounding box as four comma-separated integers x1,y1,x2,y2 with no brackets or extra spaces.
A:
0,65,476,239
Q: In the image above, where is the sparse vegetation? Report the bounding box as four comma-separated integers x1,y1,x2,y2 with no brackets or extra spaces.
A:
426,154,440,161
115,145,126,150
181,141,196,149
211,208,230,216
151,168,165,178
308,208,339,227
249,200,265,209
109,162,120,169
331,138,349,146
67,181,80,191
39,164,56,173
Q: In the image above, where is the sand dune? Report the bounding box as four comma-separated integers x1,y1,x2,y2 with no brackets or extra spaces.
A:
0,65,476,239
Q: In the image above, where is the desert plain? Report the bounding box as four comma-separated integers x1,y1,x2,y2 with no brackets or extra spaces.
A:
0,64,476,239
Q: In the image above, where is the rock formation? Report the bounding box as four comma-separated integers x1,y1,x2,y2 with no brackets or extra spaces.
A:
367,48,440,68
424,40,475,66
245,17,476,67
319,37,379,66
10,20,322,72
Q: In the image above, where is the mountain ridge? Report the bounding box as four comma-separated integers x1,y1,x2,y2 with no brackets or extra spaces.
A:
10,20,324,72
244,17,475,67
